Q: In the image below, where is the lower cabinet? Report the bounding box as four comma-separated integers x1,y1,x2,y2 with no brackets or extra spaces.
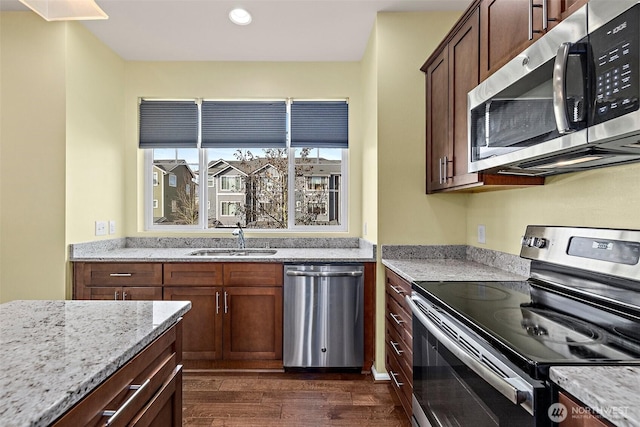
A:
223,286,283,360
558,391,613,427
162,262,283,361
74,261,371,368
385,268,413,418
164,286,222,360
53,319,183,426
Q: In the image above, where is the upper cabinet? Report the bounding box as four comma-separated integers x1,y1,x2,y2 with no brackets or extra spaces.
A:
479,0,587,81
422,6,544,193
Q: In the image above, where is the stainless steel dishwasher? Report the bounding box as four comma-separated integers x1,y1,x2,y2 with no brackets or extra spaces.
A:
283,264,364,370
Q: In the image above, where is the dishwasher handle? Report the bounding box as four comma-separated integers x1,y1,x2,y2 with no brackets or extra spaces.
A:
286,270,363,278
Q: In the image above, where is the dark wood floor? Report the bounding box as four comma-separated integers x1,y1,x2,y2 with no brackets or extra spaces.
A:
182,371,411,426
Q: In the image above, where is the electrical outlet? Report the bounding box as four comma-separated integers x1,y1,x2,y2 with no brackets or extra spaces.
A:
477,224,486,244
363,222,368,236
95,221,107,236
109,220,116,235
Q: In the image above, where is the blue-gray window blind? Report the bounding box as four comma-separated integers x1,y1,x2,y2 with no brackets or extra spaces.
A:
201,101,287,148
290,101,348,148
139,100,198,148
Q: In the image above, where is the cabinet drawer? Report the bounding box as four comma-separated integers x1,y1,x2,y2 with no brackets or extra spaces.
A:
164,263,223,286
53,321,181,426
224,263,283,286
386,323,412,382
80,263,162,286
386,293,412,338
385,269,411,311
386,342,412,417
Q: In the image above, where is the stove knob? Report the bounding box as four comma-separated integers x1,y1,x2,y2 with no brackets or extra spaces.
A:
533,237,547,248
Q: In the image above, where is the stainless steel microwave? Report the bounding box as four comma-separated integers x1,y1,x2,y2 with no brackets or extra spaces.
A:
468,0,640,176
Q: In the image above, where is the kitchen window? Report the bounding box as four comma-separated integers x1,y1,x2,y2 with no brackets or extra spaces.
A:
141,99,348,231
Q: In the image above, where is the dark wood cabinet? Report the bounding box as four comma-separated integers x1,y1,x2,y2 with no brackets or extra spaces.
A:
479,0,587,81
164,286,222,360
425,47,450,192
423,6,544,193
53,320,183,427
74,263,163,301
558,391,613,427
384,268,413,418
163,262,282,362
74,260,374,370
223,286,283,360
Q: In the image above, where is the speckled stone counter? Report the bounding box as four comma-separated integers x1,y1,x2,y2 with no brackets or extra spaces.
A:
69,237,376,262
550,366,640,427
381,245,529,283
0,300,191,427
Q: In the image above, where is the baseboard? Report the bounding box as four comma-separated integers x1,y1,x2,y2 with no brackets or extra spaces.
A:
370,362,391,381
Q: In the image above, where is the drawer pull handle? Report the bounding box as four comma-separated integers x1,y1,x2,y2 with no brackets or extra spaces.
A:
389,370,404,388
390,313,405,325
389,340,404,355
109,273,132,277
389,285,404,295
102,379,151,425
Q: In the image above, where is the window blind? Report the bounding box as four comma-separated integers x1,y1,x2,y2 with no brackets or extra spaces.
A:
290,101,348,148
139,100,199,148
201,101,287,148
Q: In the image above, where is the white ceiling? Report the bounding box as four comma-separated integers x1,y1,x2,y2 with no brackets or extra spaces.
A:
0,0,470,61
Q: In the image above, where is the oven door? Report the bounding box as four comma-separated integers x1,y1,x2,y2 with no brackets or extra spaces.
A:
407,293,549,427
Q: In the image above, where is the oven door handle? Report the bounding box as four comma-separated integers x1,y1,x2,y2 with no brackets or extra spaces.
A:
406,295,531,411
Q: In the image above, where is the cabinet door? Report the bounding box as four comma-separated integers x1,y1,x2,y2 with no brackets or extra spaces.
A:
425,48,450,193
164,287,222,360
480,0,543,81
223,287,283,360
448,8,480,188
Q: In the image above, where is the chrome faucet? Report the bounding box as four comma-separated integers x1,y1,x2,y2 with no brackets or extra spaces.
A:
232,222,245,249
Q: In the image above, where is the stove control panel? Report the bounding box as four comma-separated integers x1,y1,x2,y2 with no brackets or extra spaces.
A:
522,236,547,249
520,226,640,283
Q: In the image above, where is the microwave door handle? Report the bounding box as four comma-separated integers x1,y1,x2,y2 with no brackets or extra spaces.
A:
406,295,531,412
553,42,572,134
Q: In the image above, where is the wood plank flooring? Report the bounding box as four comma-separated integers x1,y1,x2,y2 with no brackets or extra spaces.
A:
183,371,411,426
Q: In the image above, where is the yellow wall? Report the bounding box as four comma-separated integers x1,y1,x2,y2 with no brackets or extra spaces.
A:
0,12,125,302
466,162,640,254
373,11,465,372
0,13,67,302
361,17,379,244
124,62,363,237
65,23,126,246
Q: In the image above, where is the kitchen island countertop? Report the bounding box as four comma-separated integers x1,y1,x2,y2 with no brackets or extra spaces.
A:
0,299,191,427
550,366,640,427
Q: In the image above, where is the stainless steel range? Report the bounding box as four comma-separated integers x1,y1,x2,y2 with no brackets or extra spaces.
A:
407,226,640,426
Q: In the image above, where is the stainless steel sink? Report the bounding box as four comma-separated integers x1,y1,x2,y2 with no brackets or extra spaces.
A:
188,248,278,257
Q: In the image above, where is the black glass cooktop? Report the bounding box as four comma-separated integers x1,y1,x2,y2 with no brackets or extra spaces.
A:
413,280,640,376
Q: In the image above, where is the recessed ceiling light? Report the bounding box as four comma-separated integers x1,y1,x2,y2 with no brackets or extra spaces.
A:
229,8,252,26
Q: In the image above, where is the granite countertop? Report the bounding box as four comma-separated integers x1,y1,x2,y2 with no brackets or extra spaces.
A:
69,237,376,263
0,300,191,427
550,366,640,427
382,258,528,283
381,244,530,283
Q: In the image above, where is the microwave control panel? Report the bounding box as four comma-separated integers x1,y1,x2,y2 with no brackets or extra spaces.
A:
590,3,639,125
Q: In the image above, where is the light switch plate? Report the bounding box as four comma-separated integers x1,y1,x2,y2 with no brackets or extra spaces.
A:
95,221,107,236
109,220,116,235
